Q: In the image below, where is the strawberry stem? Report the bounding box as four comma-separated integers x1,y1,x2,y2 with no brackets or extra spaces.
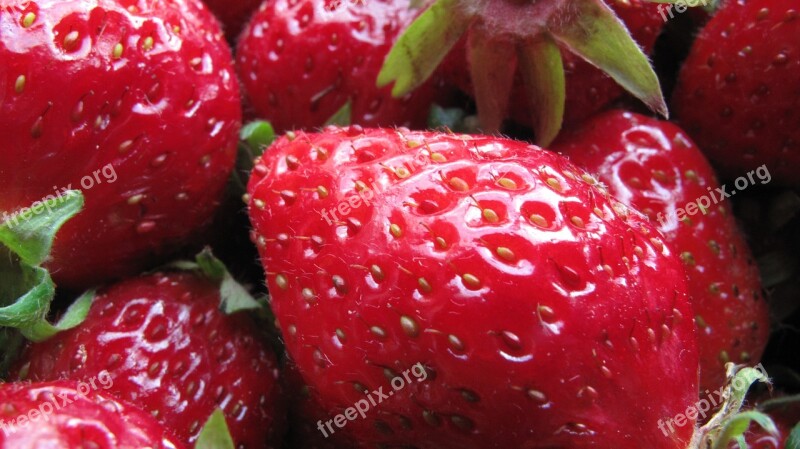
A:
688,364,780,449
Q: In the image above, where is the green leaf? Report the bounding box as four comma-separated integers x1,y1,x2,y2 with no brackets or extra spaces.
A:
195,247,227,281
377,0,470,97
195,248,262,314
787,422,800,449
325,101,352,127
549,0,668,118
467,31,516,133
517,36,566,146
195,409,235,449
712,411,778,449
0,190,84,266
20,289,95,342
240,121,275,156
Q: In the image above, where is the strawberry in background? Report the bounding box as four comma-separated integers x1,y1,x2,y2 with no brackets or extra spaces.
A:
0,0,241,290
554,110,770,393
247,126,700,448
202,0,262,41
13,251,285,449
0,381,186,449
236,0,451,132
672,0,800,186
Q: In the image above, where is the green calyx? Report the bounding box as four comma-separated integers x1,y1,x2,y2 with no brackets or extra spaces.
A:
195,409,236,449
0,191,89,372
688,364,780,449
169,247,263,314
0,191,87,337
378,0,667,145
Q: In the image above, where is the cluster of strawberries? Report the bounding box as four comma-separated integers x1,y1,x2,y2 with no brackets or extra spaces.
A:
0,0,798,448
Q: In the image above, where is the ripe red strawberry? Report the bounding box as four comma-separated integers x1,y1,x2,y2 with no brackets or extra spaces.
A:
440,0,666,128
0,0,241,290
553,110,770,393
0,380,186,449
235,0,448,132
13,259,284,449
672,0,800,185
247,126,699,448
202,0,261,41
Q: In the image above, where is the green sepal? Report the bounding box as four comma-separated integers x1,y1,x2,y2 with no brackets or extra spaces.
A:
517,36,565,146
20,289,95,342
467,31,516,133
549,0,668,118
195,409,235,449
693,364,779,449
0,191,83,330
711,411,778,449
174,247,262,314
325,101,352,127
787,422,800,449
0,190,84,267
377,0,470,96
240,121,276,156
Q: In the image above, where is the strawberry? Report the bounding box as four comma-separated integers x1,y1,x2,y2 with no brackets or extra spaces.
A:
440,0,667,129
672,0,800,186
377,0,669,145
13,252,284,449
0,380,186,449
0,0,241,290
235,0,449,133
246,126,700,448
553,110,770,393
202,0,261,41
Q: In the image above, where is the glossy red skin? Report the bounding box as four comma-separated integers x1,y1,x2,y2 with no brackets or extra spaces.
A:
0,0,240,290
672,0,800,185
236,0,447,132
0,381,185,449
554,110,770,394
247,126,699,449
14,272,284,449
202,0,261,41
440,0,665,127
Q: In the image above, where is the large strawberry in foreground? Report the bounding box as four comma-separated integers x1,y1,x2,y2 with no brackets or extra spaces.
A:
0,381,186,449
14,252,284,449
672,0,800,185
554,110,770,393
236,0,449,132
247,126,699,448
0,0,241,290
